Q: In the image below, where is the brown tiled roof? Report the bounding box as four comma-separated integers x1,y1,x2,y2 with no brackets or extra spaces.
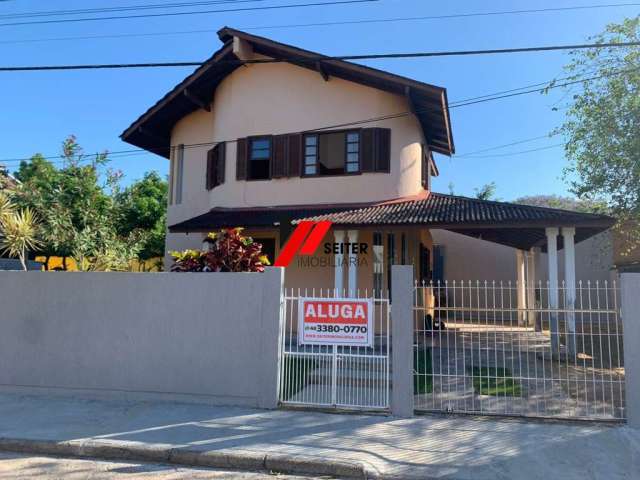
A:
121,27,454,158
297,192,614,228
169,192,614,251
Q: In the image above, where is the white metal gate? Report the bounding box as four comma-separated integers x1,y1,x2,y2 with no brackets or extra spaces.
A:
414,280,625,421
278,288,390,410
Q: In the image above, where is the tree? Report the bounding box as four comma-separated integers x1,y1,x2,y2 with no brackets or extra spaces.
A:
0,192,41,270
114,171,167,260
548,17,640,247
474,182,499,201
13,136,146,270
515,194,608,213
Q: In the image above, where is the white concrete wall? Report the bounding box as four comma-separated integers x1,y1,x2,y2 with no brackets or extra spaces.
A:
0,269,284,408
431,229,517,282
431,229,614,284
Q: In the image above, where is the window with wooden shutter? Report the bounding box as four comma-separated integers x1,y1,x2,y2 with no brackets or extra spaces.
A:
287,133,302,177
361,128,391,173
271,135,288,178
206,142,226,190
236,137,248,180
206,147,215,190
215,141,225,186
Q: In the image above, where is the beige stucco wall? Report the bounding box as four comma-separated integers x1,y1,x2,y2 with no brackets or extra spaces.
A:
166,56,428,272
167,58,426,228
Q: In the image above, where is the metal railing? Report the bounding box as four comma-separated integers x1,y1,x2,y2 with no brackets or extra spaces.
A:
278,288,391,410
414,280,625,420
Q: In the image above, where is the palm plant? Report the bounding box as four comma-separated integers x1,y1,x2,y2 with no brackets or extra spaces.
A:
0,206,41,270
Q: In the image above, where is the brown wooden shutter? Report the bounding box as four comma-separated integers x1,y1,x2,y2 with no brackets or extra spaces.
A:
286,133,302,177
206,147,215,190
236,137,248,180
374,128,391,172
272,135,288,178
215,141,226,186
421,144,428,189
360,129,375,172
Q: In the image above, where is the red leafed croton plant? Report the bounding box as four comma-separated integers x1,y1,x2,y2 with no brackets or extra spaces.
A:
170,228,270,272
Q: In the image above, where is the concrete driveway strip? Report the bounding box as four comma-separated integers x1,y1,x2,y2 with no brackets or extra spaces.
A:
0,391,638,479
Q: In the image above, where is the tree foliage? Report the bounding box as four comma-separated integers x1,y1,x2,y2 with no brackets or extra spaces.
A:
113,171,167,260
549,17,640,223
0,192,41,270
474,182,499,201
12,136,167,270
515,194,608,213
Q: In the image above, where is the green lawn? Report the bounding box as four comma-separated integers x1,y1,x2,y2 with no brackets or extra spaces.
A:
467,366,522,396
414,348,433,394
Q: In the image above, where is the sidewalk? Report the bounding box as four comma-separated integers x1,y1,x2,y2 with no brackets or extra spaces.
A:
0,391,638,479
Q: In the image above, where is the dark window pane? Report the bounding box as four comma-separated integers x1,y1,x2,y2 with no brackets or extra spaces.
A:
347,132,359,143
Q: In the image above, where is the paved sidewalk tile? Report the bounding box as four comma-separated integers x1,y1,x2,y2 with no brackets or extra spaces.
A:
0,392,638,479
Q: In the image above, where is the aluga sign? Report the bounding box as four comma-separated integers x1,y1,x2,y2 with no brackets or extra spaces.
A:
298,298,374,347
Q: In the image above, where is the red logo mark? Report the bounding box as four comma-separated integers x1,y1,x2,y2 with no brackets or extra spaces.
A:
274,221,333,267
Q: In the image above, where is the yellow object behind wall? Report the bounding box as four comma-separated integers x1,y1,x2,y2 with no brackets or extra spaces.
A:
35,256,163,272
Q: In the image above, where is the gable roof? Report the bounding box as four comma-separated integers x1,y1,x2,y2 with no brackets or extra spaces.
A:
120,27,454,158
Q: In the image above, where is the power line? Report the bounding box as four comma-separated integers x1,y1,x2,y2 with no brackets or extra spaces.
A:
2,64,630,165
2,2,639,43
1,41,639,71
453,135,557,157
455,143,565,159
0,0,265,19
0,0,379,27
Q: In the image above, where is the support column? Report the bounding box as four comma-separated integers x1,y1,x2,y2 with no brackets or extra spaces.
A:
546,227,560,357
391,265,414,417
516,250,527,326
562,227,577,357
334,230,345,295
347,230,358,296
526,248,538,329
621,273,640,429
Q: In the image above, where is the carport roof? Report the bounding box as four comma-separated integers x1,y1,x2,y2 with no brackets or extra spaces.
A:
169,192,614,251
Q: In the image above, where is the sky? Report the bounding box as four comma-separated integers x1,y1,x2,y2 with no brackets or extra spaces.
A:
0,0,638,200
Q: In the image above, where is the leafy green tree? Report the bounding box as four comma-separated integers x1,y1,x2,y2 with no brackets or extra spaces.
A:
474,182,499,201
13,136,148,270
515,195,608,213
548,17,640,250
114,171,167,260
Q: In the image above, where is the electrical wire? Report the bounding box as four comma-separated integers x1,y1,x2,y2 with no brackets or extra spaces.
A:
1,41,639,71
1,59,636,164
0,0,379,27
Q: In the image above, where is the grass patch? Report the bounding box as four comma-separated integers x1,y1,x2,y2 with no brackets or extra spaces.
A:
414,348,433,394
282,356,317,401
467,367,522,397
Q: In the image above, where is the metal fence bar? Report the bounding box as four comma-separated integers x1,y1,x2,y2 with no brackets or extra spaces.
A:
413,279,625,421
278,287,391,411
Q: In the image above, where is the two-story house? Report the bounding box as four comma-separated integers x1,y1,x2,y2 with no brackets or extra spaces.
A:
122,27,614,301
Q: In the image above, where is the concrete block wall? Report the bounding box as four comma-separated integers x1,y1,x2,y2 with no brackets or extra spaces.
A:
0,268,284,408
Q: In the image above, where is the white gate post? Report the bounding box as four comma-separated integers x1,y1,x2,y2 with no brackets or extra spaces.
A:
562,227,577,358
546,227,561,357
621,273,640,428
516,249,527,326
391,265,414,417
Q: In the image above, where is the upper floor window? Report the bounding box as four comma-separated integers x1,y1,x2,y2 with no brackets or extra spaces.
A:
249,137,271,180
303,131,360,176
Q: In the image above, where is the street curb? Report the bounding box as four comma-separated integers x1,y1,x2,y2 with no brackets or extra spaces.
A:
0,437,379,479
